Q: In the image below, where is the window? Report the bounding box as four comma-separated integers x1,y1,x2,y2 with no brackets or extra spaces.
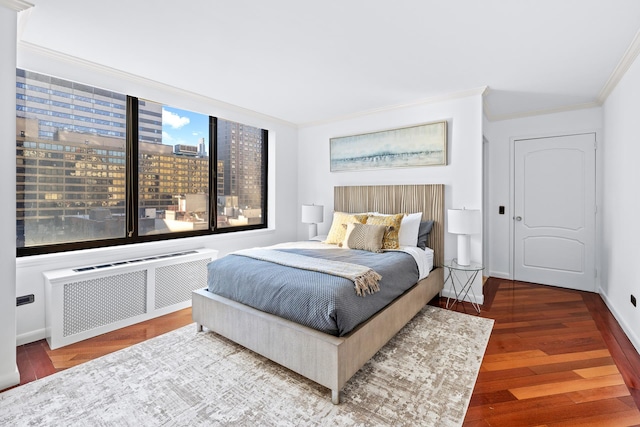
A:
216,119,266,229
16,70,268,256
137,101,210,236
16,69,127,248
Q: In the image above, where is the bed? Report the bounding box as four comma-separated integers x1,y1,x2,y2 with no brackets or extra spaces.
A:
192,184,444,404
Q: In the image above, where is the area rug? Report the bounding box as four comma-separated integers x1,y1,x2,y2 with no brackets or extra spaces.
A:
0,306,493,426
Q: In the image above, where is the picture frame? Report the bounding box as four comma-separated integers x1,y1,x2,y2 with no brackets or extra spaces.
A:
330,120,447,172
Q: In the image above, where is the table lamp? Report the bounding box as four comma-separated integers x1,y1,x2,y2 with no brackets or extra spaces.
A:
301,204,324,240
448,208,481,266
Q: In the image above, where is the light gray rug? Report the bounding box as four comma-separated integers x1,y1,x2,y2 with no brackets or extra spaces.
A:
0,306,493,426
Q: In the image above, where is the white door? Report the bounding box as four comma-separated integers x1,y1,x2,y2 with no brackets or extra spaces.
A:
514,133,596,292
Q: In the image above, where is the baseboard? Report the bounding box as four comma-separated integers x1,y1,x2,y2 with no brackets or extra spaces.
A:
0,367,20,392
16,328,46,346
488,271,511,280
598,289,640,356
440,288,485,306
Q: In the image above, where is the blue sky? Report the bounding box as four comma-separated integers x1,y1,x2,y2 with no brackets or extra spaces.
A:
161,106,209,152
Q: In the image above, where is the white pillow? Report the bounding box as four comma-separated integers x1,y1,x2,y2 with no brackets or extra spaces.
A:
398,212,422,247
367,211,423,246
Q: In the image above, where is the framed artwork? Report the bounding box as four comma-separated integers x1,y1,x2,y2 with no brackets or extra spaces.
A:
330,120,447,172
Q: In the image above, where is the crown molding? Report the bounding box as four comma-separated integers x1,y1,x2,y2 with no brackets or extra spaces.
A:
0,0,33,11
483,100,600,122
17,41,298,129
598,27,640,103
482,86,602,122
298,86,488,128
482,89,493,120
483,28,640,122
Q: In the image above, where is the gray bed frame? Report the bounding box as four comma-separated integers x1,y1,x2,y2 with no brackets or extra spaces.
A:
192,184,445,404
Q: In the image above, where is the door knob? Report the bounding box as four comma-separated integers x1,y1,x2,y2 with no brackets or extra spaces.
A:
515,216,522,221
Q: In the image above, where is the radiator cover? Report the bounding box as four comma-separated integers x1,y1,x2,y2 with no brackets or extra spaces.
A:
44,248,217,349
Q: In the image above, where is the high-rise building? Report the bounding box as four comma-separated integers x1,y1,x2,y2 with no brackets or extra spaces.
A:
138,99,163,144
216,119,264,210
16,69,164,144
15,69,264,246
198,138,206,157
16,116,211,246
15,70,209,246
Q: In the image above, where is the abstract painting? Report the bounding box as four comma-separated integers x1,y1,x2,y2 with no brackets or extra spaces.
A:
330,121,447,172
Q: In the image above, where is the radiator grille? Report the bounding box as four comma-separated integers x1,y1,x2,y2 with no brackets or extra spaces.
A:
155,259,209,309
46,248,217,349
63,271,147,337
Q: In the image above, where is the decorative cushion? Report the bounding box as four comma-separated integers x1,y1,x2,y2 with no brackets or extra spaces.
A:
398,212,422,247
324,212,368,244
417,220,435,249
341,223,387,253
366,213,404,249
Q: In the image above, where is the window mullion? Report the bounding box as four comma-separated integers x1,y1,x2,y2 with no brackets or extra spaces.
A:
126,96,139,237
210,116,217,232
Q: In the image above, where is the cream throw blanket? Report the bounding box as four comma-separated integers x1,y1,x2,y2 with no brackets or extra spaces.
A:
234,248,382,296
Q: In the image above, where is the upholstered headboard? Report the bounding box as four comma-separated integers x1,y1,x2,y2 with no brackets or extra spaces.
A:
334,184,444,267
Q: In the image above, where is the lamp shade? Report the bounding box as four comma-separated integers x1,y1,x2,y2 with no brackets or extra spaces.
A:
448,208,481,266
447,209,481,235
301,204,324,224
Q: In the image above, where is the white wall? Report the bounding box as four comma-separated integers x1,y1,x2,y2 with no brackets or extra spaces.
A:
0,4,20,391
13,45,299,344
297,93,485,302
601,52,640,354
483,108,603,280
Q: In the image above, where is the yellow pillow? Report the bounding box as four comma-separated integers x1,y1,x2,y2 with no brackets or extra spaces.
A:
366,213,404,249
324,212,368,244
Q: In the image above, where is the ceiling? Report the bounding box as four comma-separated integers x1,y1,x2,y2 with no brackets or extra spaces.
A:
16,0,640,126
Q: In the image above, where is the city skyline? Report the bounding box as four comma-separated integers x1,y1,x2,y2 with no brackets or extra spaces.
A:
16,69,265,248
161,106,209,153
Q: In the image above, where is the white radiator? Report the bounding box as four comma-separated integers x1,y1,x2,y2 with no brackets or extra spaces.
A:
44,248,217,349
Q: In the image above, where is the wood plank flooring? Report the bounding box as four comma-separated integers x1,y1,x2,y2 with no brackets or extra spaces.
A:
7,278,640,426
458,278,640,426
11,307,193,389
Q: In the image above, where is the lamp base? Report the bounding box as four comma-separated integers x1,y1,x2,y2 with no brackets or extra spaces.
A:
308,223,318,240
456,234,471,266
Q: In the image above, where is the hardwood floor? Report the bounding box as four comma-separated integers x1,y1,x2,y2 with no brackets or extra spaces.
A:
43,308,193,370
456,278,640,426
11,307,193,388
7,278,640,426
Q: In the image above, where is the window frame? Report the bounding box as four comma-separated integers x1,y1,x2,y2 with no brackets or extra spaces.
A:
16,81,269,257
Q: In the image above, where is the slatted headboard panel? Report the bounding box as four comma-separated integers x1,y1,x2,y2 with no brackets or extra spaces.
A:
334,184,444,267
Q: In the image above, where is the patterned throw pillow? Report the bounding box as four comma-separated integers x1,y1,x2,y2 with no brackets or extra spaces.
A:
324,212,368,244
366,213,404,249
341,223,387,253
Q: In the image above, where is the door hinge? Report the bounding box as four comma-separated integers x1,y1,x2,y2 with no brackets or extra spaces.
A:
595,205,598,214
595,269,598,278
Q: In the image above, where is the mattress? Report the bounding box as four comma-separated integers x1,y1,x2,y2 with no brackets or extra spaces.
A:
206,241,433,336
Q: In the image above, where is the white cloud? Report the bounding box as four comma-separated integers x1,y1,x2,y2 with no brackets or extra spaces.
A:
162,108,190,129
162,131,188,145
